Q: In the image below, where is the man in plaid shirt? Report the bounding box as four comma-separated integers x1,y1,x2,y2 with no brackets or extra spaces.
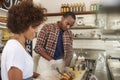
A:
34,12,76,79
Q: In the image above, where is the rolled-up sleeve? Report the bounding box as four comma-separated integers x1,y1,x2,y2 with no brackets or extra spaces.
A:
34,25,48,54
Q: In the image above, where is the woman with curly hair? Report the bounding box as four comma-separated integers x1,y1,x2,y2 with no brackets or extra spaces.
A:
1,0,46,80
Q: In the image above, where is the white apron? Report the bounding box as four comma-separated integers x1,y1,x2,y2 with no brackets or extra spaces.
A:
37,57,65,80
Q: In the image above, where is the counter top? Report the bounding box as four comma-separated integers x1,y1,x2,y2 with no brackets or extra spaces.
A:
94,55,109,80
94,71,109,80
34,69,87,80
73,69,87,80
107,59,120,80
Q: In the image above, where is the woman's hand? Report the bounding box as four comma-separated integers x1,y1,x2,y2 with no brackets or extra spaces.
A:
33,72,40,78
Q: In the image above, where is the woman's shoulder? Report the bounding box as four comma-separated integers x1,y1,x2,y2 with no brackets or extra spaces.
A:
2,39,23,54
5,39,21,49
6,39,19,45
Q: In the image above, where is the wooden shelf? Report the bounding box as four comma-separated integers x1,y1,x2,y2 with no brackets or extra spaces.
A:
0,11,95,20
102,29,120,35
0,16,7,23
1,39,8,41
0,11,95,19
73,48,105,51
71,26,99,29
73,37,101,40
45,11,96,16
102,38,120,41
73,37,120,41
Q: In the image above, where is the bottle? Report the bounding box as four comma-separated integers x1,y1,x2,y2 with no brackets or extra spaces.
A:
74,3,77,12
81,2,85,12
73,3,76,12
78,3,82,12
90,3,94,11
70,52,77,67
75,3,79,12
96,3,100,11
75,3,78,12
82,2,86,12
93,3,97,11
69,3,73,12
63,4,66,13
61,4,64,13
91,0,95,11
66,3,70,12
81,63,86,70
81,2,83,12
74,56,80,71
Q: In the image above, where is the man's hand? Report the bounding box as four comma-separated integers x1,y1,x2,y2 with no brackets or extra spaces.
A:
64,67,75,78
49,59,65,72
33,72,40,78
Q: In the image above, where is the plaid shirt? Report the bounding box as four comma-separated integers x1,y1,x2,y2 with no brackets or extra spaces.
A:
34,22,73,62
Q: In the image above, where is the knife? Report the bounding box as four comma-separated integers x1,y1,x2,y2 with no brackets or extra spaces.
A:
56,67,64,76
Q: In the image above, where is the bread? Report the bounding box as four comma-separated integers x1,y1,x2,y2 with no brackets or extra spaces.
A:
60,73,73,80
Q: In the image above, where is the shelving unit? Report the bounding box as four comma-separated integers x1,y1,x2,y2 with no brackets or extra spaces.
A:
45,11,96,16
0,16,7,29
73,48,105,51
0,16,7,23
102,38,120,41
102,29,120,35
1,39,8,41
71,25,101,40
73,37,101,40
46,11,102,41
71,26,99,29
101,29,120,41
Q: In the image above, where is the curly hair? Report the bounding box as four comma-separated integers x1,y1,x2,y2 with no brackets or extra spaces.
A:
7,0,47,34
0,0,4,7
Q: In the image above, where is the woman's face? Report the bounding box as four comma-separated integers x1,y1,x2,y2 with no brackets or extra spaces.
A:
24,26,38,41
61,16,75,31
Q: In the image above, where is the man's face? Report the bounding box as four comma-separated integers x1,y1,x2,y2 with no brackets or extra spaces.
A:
61,16,75,31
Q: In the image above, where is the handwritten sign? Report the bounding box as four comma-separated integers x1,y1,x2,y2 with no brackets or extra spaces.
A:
25,40,32,56
1,0,20,10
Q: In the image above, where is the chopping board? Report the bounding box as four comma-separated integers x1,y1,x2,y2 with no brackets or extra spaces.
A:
73,70,86,80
